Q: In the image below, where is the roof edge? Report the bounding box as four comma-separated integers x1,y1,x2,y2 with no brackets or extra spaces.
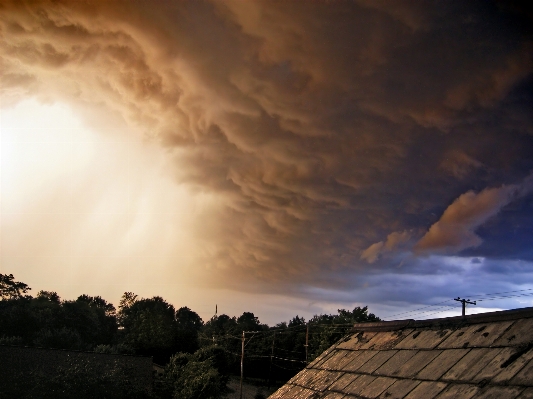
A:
351,306,533,332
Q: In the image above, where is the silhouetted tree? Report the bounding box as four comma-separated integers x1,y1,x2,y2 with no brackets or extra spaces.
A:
0,273,31,300
175,306,203,353
118,294,178,363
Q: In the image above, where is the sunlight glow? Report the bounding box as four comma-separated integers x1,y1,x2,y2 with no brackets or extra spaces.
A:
1,99,95,213
0,98,206,306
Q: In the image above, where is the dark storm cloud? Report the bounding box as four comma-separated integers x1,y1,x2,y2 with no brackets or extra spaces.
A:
1,0,532,302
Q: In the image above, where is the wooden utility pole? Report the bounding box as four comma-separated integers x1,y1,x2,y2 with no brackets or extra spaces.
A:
240,331,245,399
268,332,275,390
305,323,309,364
454,297,476,316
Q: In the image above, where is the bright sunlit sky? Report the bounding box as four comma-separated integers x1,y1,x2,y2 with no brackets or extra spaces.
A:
1,1,533,324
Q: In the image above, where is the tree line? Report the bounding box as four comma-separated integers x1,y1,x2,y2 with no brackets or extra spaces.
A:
0,273,380,398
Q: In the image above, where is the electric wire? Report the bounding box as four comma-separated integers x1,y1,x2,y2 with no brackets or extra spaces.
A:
383,299,453,321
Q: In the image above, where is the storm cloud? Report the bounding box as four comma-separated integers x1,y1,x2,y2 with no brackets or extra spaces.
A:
1,0,532,319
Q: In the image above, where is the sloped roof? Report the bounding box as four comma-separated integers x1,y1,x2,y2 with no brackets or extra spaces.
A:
269,307,533,399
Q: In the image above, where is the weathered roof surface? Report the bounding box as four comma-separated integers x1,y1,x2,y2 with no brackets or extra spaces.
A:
269,307,533,399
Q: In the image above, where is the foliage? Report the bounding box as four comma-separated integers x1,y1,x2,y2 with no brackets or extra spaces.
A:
33,327,84,350
0,272,382,394
94,343,135,355
0,273,31,300
118,294,179,363
28,358,153,399
193,345,232,382
36,291,61,304
175,306,203,354
155,352,227,399
0,277,119,351
307,306,380,359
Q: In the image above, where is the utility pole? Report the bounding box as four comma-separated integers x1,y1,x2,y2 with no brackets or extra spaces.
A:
213,304,218,346
454,297,476,316
240,331,245,399
305,323,309,364
268,332,275,390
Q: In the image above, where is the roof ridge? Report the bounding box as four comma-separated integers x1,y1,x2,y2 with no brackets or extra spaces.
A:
352,307,533,332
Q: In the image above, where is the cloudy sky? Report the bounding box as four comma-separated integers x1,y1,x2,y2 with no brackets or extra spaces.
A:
1,0,532,324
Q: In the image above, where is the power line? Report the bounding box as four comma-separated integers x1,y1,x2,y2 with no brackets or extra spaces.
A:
467,287,533,299
383,299,453,320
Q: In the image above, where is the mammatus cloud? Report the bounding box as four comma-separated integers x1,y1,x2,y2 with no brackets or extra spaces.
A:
1,0,532,302
415,174,533,254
